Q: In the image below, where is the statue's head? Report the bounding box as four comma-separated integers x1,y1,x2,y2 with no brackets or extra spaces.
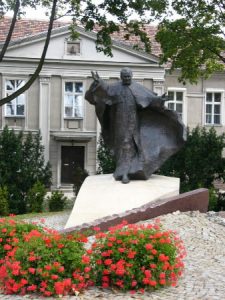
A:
120,68,133,85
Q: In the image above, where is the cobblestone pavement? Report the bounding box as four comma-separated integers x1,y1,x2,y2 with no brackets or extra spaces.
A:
1,211,225,300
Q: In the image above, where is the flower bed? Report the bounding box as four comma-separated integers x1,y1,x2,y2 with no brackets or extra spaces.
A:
88,220,186,294
0,217,186,296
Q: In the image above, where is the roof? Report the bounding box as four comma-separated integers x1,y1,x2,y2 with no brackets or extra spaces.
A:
0,17,161,57
0,17,68,42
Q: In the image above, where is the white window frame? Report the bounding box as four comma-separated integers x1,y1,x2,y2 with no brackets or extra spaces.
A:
204,89,225,126
63,80,84,120
166,87,187,125
4,78,26,117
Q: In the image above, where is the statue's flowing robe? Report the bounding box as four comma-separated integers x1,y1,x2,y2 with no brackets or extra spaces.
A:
85,79,186,180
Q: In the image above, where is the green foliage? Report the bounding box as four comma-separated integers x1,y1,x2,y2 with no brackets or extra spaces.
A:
73,166,89,196
47,191,67,212
26,181,47,213
0,126,52,214
0,186,9,216
156,0,225,83
208,187,218,211
97,134,116,174
158,126,225,209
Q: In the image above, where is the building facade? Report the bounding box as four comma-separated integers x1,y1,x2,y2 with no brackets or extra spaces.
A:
0,19,166,189
1,18,225,189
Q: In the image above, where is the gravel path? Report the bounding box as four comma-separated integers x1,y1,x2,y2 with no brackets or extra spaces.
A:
1,210,225,300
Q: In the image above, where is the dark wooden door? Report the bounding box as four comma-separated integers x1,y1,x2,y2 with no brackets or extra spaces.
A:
61,146,85,184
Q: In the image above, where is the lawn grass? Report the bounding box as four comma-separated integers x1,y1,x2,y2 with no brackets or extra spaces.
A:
2,209,71,221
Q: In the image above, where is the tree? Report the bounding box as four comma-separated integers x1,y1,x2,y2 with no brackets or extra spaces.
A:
97,134,115,174
0,0,171,106
156,0,225,83
0,126,52,214
0,0,57,106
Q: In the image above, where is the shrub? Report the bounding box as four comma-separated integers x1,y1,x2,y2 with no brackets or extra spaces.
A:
97,134,116,174
87,220,186,293
158,126,225,210
26,181,47,213
0,186,9,216
73,166,89,196
47,191,67,212
158,126,225,192
0,217,91,296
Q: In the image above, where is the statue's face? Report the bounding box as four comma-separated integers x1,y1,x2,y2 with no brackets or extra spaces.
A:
121,71,132,85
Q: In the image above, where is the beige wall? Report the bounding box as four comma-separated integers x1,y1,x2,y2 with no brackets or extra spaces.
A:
50,76,62,130
27,78,39,130
165,70,225,134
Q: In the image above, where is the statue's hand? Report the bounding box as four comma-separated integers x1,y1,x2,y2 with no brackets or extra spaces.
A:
91,71,100,83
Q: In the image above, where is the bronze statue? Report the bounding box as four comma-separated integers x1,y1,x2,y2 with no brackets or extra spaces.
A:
85,67,186,184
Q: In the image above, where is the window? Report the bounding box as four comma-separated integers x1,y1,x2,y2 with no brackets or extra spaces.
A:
66,40,81,55
5,79,25,116
64,82,83,118
167,90,183,119
205,92,222,125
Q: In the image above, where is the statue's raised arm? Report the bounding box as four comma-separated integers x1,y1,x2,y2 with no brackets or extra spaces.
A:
91,71,100,83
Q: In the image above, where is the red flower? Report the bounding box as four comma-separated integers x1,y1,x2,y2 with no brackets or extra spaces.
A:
58,266,65,273
27,284,37,291
4,244,12,250
102,275,109,282
28,256,37,262
104,259,112,266
93,226,100,231
28,268,36,274
82,255,90,264
127,250,136,259
118,247,125,253
51,274,59,280
131,280,137,287
84,266,91,273
159,254,169,262
96,259,102,265
149,280,157,287
159,272,166,279
115,267,125,276
144,270,152,278
20,278,28,286
102,282,109,288
142,277,150,285
151,249,157,255
159,279,166,285
145,243,153,250
54,281,64,295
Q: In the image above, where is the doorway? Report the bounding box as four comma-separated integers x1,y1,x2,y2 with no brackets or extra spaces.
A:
61,146,85,184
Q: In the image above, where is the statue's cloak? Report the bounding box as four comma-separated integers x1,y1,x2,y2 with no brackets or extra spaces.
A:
86,80,186,179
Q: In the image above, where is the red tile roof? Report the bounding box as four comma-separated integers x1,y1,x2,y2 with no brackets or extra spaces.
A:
0,17,68,43
0,17,161,57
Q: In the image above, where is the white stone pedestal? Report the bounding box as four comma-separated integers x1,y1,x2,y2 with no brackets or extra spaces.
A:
64,174,180,229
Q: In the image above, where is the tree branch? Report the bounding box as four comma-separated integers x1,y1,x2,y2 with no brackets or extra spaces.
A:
0,0,58,106
0,0,20,62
